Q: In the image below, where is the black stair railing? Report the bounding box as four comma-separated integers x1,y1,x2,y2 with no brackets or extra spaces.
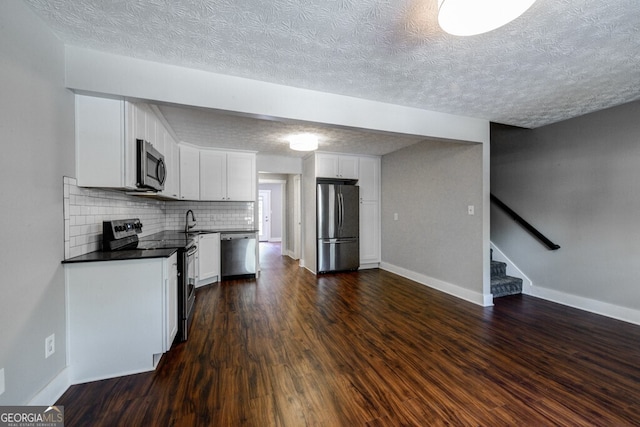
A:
490,193,560,251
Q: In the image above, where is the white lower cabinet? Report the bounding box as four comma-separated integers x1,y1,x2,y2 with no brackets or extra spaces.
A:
197,233,220,286
359,200,380,266
65,253,178,384
166,256,179,349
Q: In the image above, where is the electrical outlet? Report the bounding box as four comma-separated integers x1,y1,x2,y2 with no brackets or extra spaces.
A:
468,205,475,215
0,368,5,396
45,334,55,358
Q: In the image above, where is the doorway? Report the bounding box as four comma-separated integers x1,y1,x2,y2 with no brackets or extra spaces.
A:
258,189,271,242
258,174,301,260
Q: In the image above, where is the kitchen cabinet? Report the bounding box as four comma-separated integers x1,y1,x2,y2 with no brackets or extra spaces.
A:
358,156,381,267
183,147,256,201
315,153,359,179
75,94,175,192
65,253,178,383
226,152,256,200
75,95,137,189
197,233,220,287
179,144,200,200
158,126,180,199
200,150,256,201
200,150,226,200
166,256,179,350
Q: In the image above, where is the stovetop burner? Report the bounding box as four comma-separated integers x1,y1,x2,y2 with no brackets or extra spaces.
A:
137,231,196,250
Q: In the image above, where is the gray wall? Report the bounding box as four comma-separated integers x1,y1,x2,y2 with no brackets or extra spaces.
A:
491,100,640,314
381,140,484,293
0,1,75,404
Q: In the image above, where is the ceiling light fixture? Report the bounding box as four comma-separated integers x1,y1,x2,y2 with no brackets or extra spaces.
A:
288,133,318,151
437,0,537,36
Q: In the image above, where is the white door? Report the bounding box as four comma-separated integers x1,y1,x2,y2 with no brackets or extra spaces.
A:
259,190,271,242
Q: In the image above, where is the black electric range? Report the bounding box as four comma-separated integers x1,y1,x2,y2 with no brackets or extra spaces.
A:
137,231,197,250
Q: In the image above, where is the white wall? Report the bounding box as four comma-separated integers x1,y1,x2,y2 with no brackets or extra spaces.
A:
257,154,302,174
0,1,75,404
381,140,486,305
491,100,640,324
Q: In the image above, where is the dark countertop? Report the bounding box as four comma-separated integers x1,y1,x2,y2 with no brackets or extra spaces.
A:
62,228,257,264
62,248,178,264
188,229,259,234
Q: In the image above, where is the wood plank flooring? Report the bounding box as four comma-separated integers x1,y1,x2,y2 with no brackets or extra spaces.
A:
57,243,640,426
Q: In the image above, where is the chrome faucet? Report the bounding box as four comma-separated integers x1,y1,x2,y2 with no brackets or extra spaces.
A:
185,209,197,233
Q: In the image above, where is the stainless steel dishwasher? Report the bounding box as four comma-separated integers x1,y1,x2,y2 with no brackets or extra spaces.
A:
220,232,257,279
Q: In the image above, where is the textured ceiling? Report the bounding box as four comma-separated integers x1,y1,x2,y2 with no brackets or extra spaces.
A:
24,0,640,155
157,104,425,157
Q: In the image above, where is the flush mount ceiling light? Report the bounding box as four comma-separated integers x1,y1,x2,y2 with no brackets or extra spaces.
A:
437,0,537,36
288,133,319,151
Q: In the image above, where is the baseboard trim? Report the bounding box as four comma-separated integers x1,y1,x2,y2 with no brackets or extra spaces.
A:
28,367,71,406
380,262,491,307
358,262,380,270
531,286,640,326
286,250,299,260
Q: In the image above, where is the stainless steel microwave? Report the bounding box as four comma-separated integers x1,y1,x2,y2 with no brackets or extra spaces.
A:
136,139,166,192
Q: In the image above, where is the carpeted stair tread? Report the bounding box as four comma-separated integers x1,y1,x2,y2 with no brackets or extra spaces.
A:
490,254,522,298
491,275,523,298
491,260,506,278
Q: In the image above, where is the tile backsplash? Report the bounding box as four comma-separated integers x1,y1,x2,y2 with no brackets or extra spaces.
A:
63,177,255,259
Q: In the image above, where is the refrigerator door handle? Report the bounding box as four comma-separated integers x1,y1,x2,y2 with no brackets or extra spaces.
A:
335,238,356,244
339,192,344,234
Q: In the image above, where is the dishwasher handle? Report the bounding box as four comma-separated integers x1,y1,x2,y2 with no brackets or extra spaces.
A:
221,233,256,241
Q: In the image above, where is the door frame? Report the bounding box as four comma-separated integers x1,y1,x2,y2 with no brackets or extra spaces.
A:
258,178,287,256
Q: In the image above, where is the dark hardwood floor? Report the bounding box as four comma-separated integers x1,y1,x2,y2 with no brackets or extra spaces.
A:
57,242,640,426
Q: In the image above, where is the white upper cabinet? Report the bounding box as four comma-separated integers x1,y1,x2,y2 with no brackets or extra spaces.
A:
181,146,256,201
160,128,179,199
315,153,359,179
75,95,174,192
179,144,200,200
200,150,226,201
226,152,256,201
75,95,135,189
199,150,256,201
358,156,380,201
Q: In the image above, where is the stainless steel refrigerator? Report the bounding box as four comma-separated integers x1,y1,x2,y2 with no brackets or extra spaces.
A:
317,180,359,273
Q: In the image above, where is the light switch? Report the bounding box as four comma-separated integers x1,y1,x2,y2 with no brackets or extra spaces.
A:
393,213,398,221
468,205,475,215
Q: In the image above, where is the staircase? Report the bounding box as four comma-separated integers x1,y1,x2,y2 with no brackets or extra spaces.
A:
491,250,523,298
